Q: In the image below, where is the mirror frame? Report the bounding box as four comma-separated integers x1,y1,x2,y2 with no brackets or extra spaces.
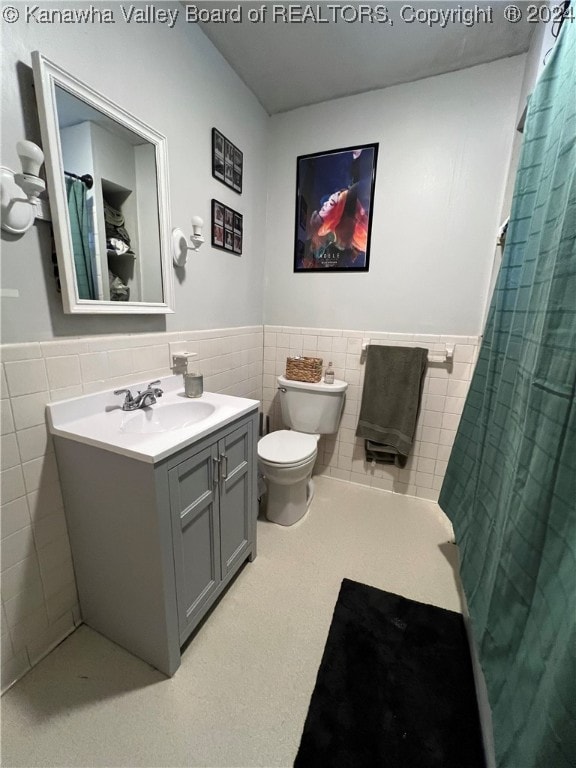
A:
32,51,174,315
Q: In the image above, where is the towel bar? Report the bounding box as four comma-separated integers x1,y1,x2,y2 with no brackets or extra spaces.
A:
360,342,454,365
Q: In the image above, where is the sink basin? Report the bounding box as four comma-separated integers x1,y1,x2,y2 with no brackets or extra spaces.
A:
46,376,260,463
120,401,216,434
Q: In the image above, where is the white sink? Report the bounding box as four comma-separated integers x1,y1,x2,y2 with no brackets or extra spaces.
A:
120,401,216,434
46,375,259,463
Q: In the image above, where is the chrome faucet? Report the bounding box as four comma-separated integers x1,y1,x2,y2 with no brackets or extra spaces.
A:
114,380,163,411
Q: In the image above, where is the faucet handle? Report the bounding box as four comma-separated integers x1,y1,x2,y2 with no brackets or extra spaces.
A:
114,388,133,397
114,388,134,408
147,380,163,397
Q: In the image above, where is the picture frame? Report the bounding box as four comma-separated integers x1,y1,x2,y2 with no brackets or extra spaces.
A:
212,199,242,255
212,127,243,194
293,143,379,272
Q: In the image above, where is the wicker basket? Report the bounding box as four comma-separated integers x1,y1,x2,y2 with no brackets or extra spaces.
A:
285,356,323,383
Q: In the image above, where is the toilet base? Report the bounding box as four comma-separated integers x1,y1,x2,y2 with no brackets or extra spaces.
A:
265,476,314,526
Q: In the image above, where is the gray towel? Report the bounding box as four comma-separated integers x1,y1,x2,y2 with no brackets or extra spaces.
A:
356,345,428,467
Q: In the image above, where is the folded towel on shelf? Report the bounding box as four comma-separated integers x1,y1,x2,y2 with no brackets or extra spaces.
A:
356,345,428,467
107,238,131,256
103,201,124,228
106,238,136,260
104,201,132,248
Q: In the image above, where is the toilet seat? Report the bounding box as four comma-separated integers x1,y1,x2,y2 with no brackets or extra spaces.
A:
258,430,318,467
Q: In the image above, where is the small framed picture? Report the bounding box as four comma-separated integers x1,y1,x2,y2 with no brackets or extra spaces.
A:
212,199,242,255
213,130,224,156
212,127,243,194
213,224,224,248
212,128,225,182
213,200,225,226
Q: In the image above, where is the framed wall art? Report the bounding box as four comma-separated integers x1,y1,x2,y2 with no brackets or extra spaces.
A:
212,199,242,255
294,143,379,272
212,127,243,194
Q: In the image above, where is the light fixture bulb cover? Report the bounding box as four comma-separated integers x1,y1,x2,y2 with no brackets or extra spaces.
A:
0,168,36,234
172,227,189,267
16,140,44,176
191,216,203,227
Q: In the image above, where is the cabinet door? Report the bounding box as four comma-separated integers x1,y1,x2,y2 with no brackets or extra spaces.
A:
168,444,221,639
218,421,252,578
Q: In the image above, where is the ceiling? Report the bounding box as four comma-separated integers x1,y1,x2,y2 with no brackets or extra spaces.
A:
192,2,537,114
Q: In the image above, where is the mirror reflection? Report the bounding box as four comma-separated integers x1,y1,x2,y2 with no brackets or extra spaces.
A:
55,86,163,303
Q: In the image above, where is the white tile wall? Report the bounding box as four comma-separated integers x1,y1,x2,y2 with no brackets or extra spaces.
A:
0,326,263,693
262,325,479,502
1,322,477,693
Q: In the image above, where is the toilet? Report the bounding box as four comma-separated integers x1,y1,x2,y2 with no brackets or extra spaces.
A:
258,375,348,526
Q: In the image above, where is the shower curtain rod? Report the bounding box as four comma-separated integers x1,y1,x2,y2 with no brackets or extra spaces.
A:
64,171,94,190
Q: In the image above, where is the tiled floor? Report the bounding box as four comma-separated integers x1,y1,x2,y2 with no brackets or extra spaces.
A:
1,477,462,768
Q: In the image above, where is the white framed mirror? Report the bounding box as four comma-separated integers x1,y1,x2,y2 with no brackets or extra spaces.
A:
32,52,174,314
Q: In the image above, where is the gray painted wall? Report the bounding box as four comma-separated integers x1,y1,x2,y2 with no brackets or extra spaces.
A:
264,56,526,336
3,13,526,343
1,7,268,343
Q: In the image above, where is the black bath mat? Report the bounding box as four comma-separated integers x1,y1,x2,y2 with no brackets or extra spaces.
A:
294,579,485,768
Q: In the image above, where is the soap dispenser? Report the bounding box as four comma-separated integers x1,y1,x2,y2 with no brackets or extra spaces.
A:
324,361,335,384
184,370,203,398
172,353,203,398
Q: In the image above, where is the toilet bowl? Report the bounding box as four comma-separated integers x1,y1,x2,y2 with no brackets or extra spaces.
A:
258,375,348,526
258,430,319,526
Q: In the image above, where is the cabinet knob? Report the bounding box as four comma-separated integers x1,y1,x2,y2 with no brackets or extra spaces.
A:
220,454,228,481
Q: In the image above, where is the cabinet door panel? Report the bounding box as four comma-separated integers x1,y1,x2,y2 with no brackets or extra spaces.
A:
169,445,221,637
219,422,251,577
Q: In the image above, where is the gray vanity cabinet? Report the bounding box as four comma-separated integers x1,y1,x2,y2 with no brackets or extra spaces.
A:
54,409,258,677
218,422,252,576
169,421,252,643
169,443,222,640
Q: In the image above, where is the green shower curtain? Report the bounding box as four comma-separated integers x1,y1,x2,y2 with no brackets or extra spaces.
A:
439,19,576,768
66,177,96,300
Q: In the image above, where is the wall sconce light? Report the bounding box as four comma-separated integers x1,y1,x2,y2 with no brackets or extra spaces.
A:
172,216,205,267
1,141,46,235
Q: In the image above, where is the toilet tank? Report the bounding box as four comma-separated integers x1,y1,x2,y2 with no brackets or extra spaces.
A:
277,375,348,434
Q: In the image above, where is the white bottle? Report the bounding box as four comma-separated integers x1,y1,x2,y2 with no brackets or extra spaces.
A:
324,361,335,384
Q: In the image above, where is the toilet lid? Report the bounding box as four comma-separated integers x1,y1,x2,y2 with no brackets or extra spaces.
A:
258,430,318,465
